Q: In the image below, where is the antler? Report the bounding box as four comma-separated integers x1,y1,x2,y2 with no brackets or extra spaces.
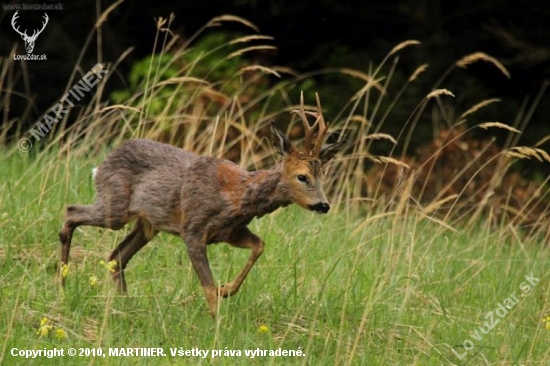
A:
33,13,49,39
11,11,27,38
312,93,328,156
291,92,328,157
11,12,48,40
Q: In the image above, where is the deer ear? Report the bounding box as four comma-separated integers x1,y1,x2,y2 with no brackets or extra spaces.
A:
319,140,346,163
270,123,294,156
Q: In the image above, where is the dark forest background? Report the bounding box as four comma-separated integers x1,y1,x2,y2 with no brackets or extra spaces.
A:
1,0,549,157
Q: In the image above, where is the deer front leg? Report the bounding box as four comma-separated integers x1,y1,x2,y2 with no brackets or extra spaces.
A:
218,227,264,298
185,239,219,315
109,219,158,293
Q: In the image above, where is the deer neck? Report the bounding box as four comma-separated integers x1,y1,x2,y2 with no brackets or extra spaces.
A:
241,163,291,219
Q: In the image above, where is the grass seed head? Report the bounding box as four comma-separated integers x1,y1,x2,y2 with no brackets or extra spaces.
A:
456,52,511,79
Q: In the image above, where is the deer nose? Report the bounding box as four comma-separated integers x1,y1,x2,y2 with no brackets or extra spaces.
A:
308,202,330,214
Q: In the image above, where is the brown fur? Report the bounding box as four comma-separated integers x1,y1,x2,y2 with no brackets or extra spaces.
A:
59,104,345,316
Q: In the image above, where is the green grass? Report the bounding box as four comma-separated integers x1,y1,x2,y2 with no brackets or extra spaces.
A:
2,12,550,365
1,147,550,366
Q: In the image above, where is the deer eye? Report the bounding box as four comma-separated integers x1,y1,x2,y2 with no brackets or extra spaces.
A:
297,174,309,184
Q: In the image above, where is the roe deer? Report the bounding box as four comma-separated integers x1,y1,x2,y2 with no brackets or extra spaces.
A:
59,93,345,315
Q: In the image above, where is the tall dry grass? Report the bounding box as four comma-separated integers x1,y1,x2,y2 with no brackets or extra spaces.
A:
1,7,549,242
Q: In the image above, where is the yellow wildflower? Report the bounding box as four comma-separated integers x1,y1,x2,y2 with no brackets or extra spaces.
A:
89,276,98,287
541,314,550,330
36,318,53,336
60,264,69,278
37,326,51,336
54,328,67,340
258,325,269,333
104,260,117,273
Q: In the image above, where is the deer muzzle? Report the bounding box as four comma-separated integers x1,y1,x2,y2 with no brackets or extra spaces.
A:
308,202,330,214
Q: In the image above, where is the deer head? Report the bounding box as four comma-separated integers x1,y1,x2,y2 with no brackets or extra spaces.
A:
271,92,346,213
11,11,49,54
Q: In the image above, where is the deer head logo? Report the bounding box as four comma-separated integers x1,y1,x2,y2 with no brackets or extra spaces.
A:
11,11,49,54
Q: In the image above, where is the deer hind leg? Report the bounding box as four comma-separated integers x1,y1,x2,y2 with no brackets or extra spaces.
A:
218,227,264,298
59,177,133,284
108,219,158,293
59,201,130,283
